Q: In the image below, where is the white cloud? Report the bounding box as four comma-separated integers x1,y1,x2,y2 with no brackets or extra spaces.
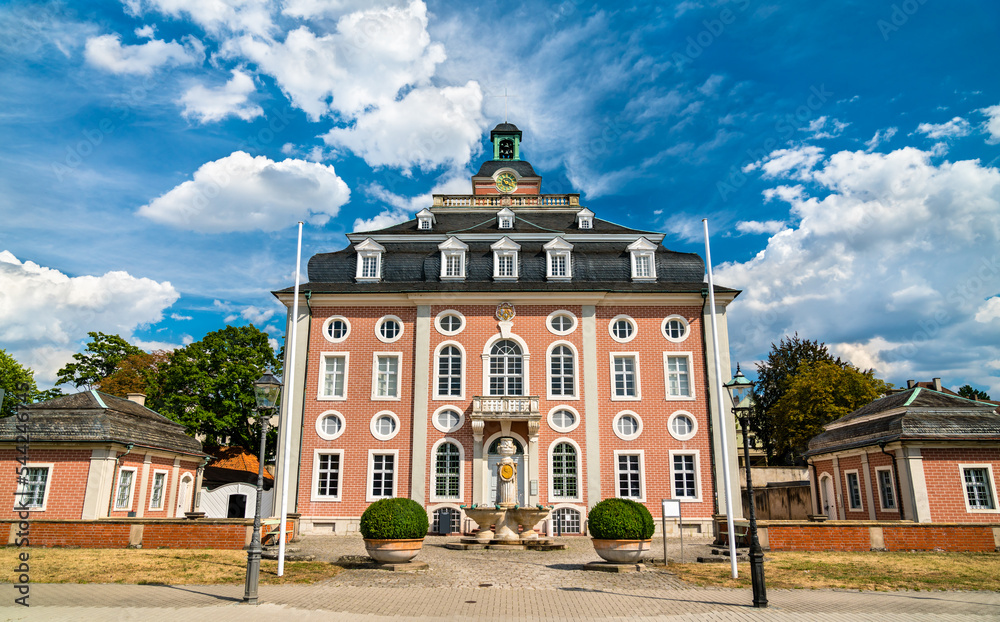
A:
974,297,1000,323
0,251,179,386
717,145,1000,395
134,25,156,38
137,151,351,232
865,127,897,151
170,312,193,320
128,0,275,36
915,116,970,140
352,173,469,232
743,145,824,179
801,116,848,139
179,69,263,123
84,33,203,75
240,305,275,324
324,82,485,171
282,0,407,18
980,104,1000,145
736,220,786,235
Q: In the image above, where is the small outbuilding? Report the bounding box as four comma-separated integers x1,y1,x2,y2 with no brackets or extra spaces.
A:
805,385,1000,523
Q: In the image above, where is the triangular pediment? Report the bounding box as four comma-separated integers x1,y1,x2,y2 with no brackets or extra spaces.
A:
490,236,521,251
353,238,386,253
543,237,574,251
438,236,469,251
626,237,658,252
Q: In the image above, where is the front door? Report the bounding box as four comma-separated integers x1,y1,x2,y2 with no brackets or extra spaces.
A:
821,476,836,519
176,477,190,517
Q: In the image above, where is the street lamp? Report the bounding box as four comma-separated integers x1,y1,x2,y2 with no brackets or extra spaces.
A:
244,371,282,605
723,364,767,609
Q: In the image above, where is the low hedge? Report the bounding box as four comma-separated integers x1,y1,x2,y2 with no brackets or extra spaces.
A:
588,498,655,540
359,498,429,540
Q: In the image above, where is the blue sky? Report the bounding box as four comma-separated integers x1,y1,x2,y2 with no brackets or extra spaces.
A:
2,0,999,396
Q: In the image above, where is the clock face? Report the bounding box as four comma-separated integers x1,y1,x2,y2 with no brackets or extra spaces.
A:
496,172,517,193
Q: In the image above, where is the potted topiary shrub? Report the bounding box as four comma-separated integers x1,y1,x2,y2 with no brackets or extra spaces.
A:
360,497,429,564
588,498,655,563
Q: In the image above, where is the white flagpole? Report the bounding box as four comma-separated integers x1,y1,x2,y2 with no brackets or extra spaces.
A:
277,221,304,576
703,218,739,579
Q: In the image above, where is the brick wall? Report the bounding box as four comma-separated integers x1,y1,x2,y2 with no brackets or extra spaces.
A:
919,447,1000,523
0,449,94,519
2,519,254,549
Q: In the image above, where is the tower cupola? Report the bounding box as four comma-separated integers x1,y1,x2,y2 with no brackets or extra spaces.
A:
490,123,522,161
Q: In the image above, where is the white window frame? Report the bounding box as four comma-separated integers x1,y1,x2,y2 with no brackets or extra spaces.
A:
496,207,515,229
667,410,698,441
322,316,351,343
491,237,520,281
875,466,899,512
438,237,468,281
959,464,999,513
844,469,863,511
315,410,346,441
431,405,465,434
430,438,465,502
482,335,530,396
433,341,465,401
148,469,168,511
614,450,646,501
576,207,594,229
434,309,465,335
546,310,578,336
661,315,690,342
547,405,581,433
317,352,349,401
609,352,641,401
608,314,637,343
612,410,643,441
311,449,344,502
669,450,702,502
354,238,385,283
370,410,401,441
114,466,138,511
546,341,579,401
663,352,696,401
366,449,399,502
372,352,402,401
16,463,53,512
548,438,582,503
375,315,404,344
544,237,574,281
416,208,435,230
627,237,658,281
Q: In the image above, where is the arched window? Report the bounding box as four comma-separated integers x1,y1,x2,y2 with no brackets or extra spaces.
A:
552,442,578,499
553,507,582,534
434,442,461,499
489,340,523,395
437,345,462,397
549,345,575,397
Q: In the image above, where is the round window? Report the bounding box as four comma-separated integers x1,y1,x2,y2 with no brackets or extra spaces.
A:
315,411,346,441
371,411,400,440
440,314,462,333
322,317,350,342
548,406,581,432
609,315,637,343
432,406,465,433
376,316,404,343
553,409,576,429
662,315,689,342
667,411,697,441
612,411,643,440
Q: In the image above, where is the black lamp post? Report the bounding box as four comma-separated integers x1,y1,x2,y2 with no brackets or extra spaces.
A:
724,364,767,609
244,371,281,605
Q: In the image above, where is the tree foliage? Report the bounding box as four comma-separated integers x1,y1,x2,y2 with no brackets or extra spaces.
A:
55,332,143,390
151,325,280,456
958,384,991,401
0,349,38,418
769,360,890,460
96,350,171,399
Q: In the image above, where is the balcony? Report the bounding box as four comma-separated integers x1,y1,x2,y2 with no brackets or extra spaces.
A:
471,395,541,421
433,194,579,208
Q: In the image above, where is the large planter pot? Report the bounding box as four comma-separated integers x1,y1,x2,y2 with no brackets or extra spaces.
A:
364,538,424,563
592,538,651,563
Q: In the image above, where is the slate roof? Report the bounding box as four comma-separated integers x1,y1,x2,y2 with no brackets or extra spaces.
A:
0,390,205,456
356,211,644,237
474,160,538,178
805,388,1000,456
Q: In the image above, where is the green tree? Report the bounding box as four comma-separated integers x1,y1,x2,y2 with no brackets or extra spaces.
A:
770,360,890,461
55,332,143,390
751,334,842,463
0,349,38,418
957,384,991,401
152,325,280,457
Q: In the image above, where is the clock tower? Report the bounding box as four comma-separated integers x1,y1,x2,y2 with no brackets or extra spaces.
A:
472,122,542,196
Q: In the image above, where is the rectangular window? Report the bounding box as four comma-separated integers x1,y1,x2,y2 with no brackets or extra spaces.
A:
17,466,50,509
370,453,395,500
877,467,897,511
549,347,575,397
672,454,697,499
361,255,379,278
317,453,341,498
498,254,514,276
551,443,578,499
616,452,643,499
321,354,347,399
150,472,167,510
846,471,862,510
612,355,637,398
551,254,567,277
375,355,400,398
445,254,463,277
665,355,691,397
115,468,136,510
963,467,996,510
419,220,431,229
436,347,462,397
635,255,651,278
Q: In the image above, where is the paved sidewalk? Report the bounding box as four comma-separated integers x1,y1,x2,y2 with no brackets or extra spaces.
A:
1,535,997,621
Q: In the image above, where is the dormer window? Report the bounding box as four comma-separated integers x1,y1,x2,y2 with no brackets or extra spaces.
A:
416,208,435,231
627,237,658,281
576,208,594,230
544,237,573,281
438,237,469,281
354,238,386,283
497,207,515,229
491,237,520,280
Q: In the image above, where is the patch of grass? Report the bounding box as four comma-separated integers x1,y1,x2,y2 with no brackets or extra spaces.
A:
0,548,341,585
669,551,1000,592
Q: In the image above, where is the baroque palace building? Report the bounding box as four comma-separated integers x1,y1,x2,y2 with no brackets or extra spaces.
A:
273,123,742,535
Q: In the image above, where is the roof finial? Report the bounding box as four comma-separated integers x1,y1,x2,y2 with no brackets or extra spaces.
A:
491,87,517,123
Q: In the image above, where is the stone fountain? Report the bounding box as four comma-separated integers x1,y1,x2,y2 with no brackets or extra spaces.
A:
457,438,559,550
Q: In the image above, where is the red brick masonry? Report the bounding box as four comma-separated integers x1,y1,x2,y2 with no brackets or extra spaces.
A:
717,519,1000,552
3,519,296,549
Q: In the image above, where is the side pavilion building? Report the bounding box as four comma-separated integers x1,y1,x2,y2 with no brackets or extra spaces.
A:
273,123,742,535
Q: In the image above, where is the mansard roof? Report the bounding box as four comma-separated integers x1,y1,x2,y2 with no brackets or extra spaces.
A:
348,210,655,238
474,160,538,178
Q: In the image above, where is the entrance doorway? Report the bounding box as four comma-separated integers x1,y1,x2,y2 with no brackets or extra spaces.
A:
820,475,836,519
487,437,525,506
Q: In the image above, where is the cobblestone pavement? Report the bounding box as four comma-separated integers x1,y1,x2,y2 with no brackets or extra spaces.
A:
1,535,998,621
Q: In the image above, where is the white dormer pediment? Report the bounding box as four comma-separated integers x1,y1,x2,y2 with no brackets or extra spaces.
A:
354,238,386,253
543,237,574,251
491,236,521,251
496,207,515,229
626,237,657,252
576,207,595,229
416,208,436,230
438,236,469,251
